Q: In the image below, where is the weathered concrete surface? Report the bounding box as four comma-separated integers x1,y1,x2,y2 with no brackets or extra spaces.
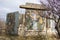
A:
20,3,49,10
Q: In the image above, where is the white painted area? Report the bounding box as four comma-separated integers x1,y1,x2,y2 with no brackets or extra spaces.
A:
32,13,38,30
33,21,38,30
47,19,57,36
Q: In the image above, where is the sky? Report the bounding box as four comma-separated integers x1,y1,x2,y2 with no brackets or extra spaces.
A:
0,0,40,21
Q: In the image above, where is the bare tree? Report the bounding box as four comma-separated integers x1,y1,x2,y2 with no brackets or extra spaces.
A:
40,0,60,37
40,0,60,16
0,20,6,34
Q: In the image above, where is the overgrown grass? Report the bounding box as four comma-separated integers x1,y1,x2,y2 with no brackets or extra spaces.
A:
0,34,58,40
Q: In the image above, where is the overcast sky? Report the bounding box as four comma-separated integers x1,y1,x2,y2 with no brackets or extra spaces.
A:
0,0,41,21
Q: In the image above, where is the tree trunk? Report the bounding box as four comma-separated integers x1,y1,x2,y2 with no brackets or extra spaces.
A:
55,16,60,37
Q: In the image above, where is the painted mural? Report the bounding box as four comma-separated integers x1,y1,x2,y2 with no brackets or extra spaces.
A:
25,10,46,31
